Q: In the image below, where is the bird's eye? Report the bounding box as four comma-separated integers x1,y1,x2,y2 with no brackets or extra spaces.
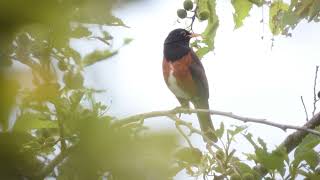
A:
180,31,186,36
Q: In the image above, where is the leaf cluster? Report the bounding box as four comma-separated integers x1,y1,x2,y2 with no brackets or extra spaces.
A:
177,0,320,58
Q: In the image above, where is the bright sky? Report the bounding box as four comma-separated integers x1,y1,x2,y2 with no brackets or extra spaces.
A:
74,0,320,178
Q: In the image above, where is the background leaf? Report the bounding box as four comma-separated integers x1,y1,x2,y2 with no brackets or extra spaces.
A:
231,0,253,29
13,113,57,132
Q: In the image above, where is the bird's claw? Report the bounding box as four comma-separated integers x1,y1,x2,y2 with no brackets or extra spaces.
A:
173,105,191,117
173,106,183,118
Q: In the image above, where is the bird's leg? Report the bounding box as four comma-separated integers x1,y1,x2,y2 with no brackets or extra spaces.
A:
175,97,190,117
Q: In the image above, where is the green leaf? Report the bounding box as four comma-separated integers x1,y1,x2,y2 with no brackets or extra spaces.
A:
243,152,256,161
258,137,267,151
123,38,133,45
108,15,129,27
13,113,58,132
294,134,320,163
294,135,320,169
215,122,224,138
269,0,289,35
295,0,313,17
70,90,85,110
308,0,320,22
282,12,299,27
308,173,320,180
228,125,247,136
304,150,319,169
272,147,288,171
248,0,264,7
82,50,118,67
195,47,211,59
198,0,219,58
71,25,91,38
278,163,286,177
64,47,81,64
256,148,286,170
295,138,320,155
234,161,254,174
297,169,309,177
174,147,203,165
231,0,253,28
243,133,259,150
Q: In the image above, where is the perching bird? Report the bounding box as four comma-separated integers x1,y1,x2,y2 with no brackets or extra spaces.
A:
162,28,217,142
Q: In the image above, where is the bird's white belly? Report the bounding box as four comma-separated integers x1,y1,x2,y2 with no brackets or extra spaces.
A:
167,67,190,99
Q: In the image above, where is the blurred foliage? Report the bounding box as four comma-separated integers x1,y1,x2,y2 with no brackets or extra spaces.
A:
177,0,320,58
0,0,181,179
0,132,42,179
168,123,320,180
0,0,319,179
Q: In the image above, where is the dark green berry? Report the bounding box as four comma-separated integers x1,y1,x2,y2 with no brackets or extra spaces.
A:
183,0,193,11
177,9,187,19
317,91,320,98
198,10,209,21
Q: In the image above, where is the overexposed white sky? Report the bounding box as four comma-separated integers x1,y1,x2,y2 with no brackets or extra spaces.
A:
76,0,319,178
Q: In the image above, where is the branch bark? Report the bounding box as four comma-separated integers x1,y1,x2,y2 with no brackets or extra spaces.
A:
280,111,320,153
112,108,320,137
256,112,320,178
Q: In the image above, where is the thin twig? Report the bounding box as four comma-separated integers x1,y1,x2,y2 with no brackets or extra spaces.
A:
168,114,217,146
113,108,320,137
187,6,198,31
312,66,319,116
175,121,194,148
168,115,221,150
300,96,309,121
90,36,110,46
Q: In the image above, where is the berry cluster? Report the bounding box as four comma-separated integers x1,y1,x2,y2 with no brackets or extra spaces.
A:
177,0,209,21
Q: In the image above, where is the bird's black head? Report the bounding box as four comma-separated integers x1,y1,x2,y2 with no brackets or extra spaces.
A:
164,28,196,61
164,28,192,46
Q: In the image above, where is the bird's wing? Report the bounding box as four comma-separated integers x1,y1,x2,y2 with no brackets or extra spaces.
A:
189,51,217,142
189,50,209,102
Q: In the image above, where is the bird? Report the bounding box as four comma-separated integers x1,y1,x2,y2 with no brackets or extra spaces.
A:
162,28,217,142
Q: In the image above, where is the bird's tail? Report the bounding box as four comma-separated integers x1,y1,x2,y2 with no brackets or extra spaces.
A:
194,101,217,143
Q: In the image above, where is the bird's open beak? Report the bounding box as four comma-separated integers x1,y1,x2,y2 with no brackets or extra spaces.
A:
188,33,202,38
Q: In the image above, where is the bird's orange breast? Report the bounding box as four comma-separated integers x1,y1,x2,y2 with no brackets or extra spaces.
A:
163,52,197,99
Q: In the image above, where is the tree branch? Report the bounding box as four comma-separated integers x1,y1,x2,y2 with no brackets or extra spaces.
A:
312,66,319,116
256,111,320,177
112,108,320,137
175,121,194,148
280,111,320,152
